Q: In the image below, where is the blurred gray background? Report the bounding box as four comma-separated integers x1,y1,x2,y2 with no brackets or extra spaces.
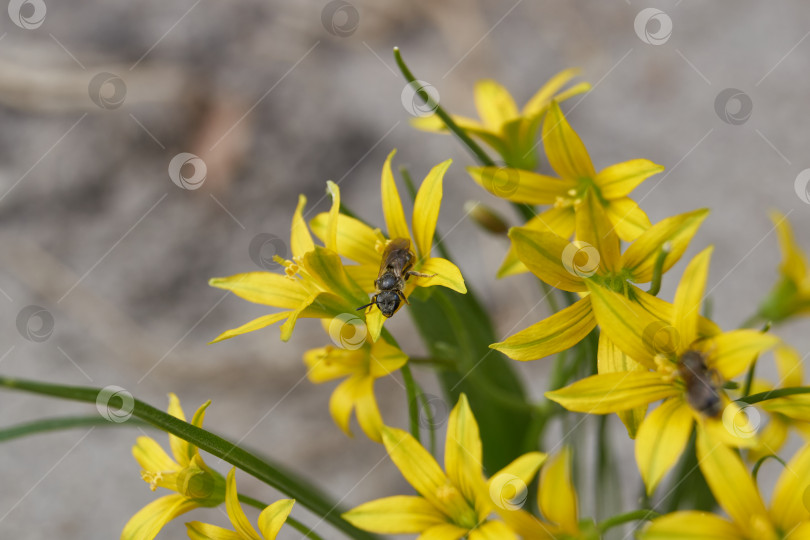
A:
1,1,809,538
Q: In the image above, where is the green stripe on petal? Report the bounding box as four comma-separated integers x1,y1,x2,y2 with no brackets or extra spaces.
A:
640,511,742,540
545,371,676,414
491,296,595,361
509,227,587,292
575,189,620,273
444,394,485,509
542,101,595,180
302,246,368,305
467,166,575,205
209,312,292,344
342,495,447,534
209,273,308,308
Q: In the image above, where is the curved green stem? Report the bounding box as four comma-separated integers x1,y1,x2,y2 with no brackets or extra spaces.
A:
238,494,325,540
597,509,660,533
647,244,670,296
0,415,149,443
0,376,380,540
739,386,810,405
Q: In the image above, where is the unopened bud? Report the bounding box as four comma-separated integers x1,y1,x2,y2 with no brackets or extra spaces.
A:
465,201,509,235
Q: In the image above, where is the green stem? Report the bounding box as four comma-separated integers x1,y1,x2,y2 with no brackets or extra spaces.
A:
647,244,669,296
416,387,438,456
400,363,422,443
739,386,810,405
394,47,495,168
238,494,325,540
0,376,380,540
742,359,757,398
597,509,660,533
0,415,149,442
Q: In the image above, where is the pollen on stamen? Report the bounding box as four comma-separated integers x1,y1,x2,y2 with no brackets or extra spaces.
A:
141,470,163,491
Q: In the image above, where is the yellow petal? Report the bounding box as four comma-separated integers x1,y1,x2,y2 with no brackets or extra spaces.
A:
594,159,664,199
365,307,385,343
413,159,452,259
416,257,467,294
491,296,595,361
597,333,647,438
523,68,584,116
491,451,547,488
496,208,576,278
699,330,781,380
586,281,660,367
417,523,470,540
209,273,308,308
444,394,485,508
748,415,788,463
772,210,808,285
224,469,262,540
304,346,362,383
411,113,483,134
121,493,199,540
258,499,295,540
474,79,519,131
291,194,315,259
468,521,519,540
381,426,454,515
209,312,292,344
343,495,447,534
635,397,694,495
760,395,810,423
368,339,409,378
575,189,620,273
775,344,804,388
771,443,810,531
302,246,368,305
310,213,380,266
696,429,770,530
539,449,578,534
785,522,810,539
604,196,652,242
381,149,411,242
329,375,362,437
354,376,384,443
546,371,677,414
673,247,713,351
641,511,743,540
489,452,546,520
467,166,575,204
345,264,380,294
632,283,722,339
508,228,587,292
621,209,710,283
171,398,210,466
325,180,340,252
186,522,242,540
542,101,595,180
133,436,180,474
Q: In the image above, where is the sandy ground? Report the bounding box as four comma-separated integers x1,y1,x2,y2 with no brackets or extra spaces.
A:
1,1,810,538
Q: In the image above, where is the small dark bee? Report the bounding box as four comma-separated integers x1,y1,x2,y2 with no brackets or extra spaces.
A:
357,238,435,318
678,350,723,417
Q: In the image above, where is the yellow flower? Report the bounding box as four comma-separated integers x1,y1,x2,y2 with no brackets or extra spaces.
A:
641,431,810,540
468,101,664,277
304,332,408,442
411,69,590,169
122,394,225,540
748,345,810,462
186,468,294,540
546,247,780,493
209,181,369,343
342,394,546,539
500,448,599,540
758,211,810,323
309,149,466,341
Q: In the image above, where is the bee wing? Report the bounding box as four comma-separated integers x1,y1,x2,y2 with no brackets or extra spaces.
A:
378,237,412,276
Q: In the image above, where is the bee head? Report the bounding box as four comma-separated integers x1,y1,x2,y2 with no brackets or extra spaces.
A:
375,291,401,318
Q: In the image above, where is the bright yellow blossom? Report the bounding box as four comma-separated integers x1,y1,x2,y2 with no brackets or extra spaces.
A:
343,394,546,539
210,181,369,343
304,330,408,442
122,394,225,540
310,149,466,341
186,468,294,540
546,247,780,493
641,431,810,540
469,101,664,277
758,211,810,324
411,69,590,169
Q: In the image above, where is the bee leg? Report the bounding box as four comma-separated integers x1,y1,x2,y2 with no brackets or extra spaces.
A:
405,271,437,279
397,290,410,305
